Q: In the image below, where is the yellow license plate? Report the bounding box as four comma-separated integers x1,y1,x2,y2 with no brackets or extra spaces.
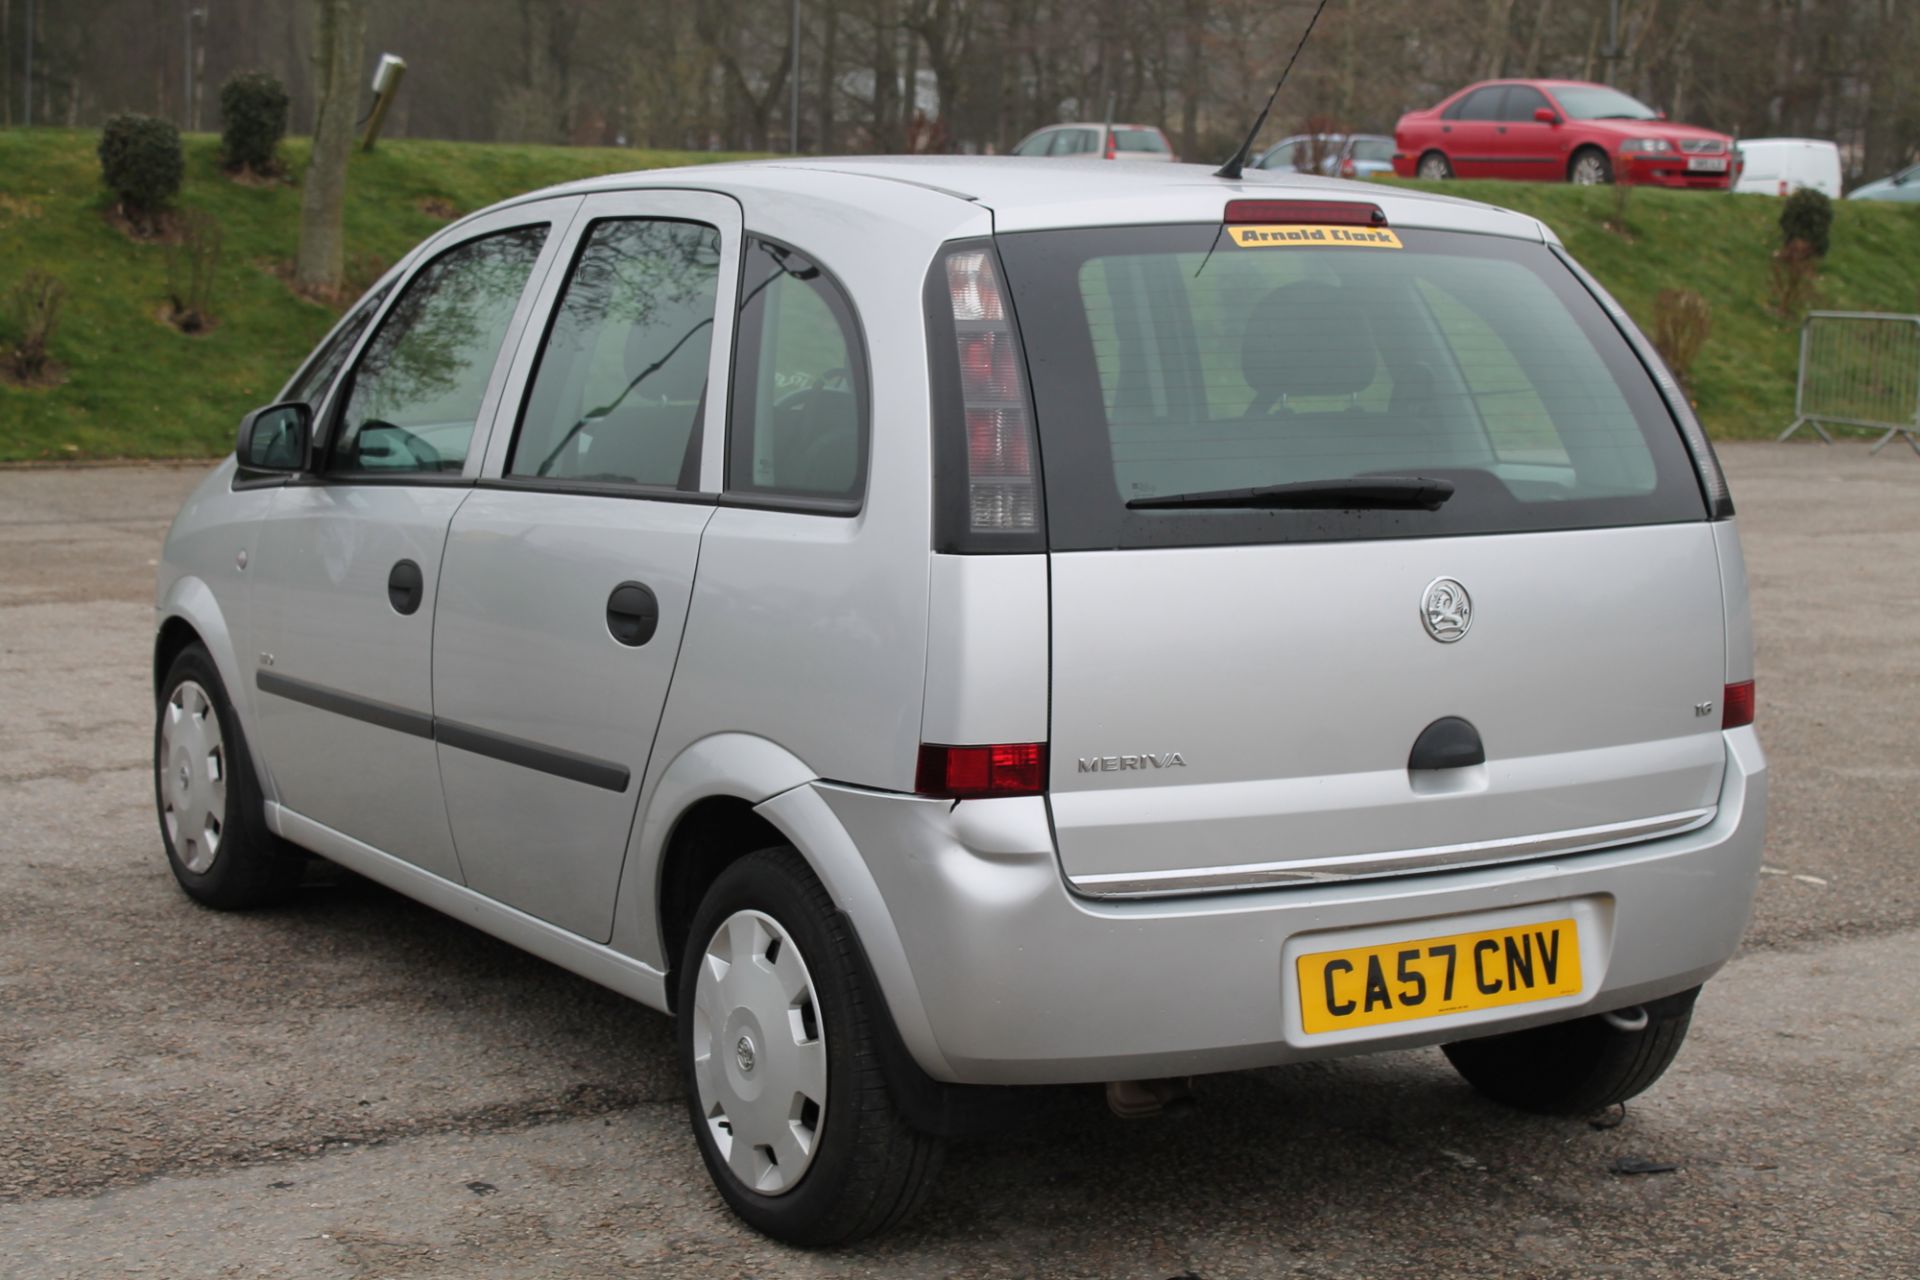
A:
1296,918,1582,1035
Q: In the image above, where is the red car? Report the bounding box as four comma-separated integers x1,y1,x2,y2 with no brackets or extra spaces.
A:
1392,79,1736,188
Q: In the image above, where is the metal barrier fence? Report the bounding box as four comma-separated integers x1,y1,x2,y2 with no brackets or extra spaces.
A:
1780,311,1920,455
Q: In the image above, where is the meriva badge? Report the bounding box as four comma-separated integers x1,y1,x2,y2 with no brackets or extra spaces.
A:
1421,577,1472,643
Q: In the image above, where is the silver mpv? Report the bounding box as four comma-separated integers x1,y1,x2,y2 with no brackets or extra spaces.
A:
154,158,1765,1243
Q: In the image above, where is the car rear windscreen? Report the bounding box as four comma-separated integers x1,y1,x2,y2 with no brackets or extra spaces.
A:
1112,129,1169,153
994,224,1706,550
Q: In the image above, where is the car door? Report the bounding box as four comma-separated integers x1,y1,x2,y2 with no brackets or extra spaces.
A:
1443,86,1507,178
1498,84,1564,180
427,191,739,941
248,200,574,881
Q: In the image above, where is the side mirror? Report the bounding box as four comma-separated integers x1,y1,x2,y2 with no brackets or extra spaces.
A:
1655,109,1668,120
1534,107,1561,126
236,401,312,473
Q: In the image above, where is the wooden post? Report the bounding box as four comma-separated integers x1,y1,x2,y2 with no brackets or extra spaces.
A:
361,55,407,152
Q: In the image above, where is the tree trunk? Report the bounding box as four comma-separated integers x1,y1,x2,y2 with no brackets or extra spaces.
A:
296,0,365,296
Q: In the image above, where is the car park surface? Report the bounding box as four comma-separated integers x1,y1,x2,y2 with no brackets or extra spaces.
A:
0,443,1914,1275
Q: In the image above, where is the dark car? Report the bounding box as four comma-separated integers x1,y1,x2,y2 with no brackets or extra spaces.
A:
1393,80,1736,187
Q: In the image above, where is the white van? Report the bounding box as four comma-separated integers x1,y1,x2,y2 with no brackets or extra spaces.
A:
1733,138,1843,197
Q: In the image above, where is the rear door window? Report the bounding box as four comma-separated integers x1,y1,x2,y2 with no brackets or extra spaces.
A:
1455,87,1508,121
995,224,1704,550
508,218,721,488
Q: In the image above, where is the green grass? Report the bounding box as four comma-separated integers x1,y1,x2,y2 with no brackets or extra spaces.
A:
1383,178,1920,438
4,131,1919,459
0,129,755,462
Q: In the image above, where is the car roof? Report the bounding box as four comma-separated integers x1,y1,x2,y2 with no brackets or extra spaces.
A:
489,156,1551,242
1034,122,1164,131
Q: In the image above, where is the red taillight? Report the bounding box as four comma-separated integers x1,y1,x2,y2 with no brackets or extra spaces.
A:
1722,680,1755,730
915,743,1048,799
1340,157,1356,178
1225,199,1387,226
944,250,1039,532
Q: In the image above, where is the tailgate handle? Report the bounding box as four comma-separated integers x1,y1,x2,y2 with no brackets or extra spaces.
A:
1409,717,1485,772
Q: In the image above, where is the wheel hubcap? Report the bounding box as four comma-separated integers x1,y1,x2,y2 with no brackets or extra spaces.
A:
1575,157,1606,184
691,909,827,1196
159,680,226,875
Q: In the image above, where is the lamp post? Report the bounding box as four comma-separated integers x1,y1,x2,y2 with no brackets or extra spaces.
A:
789,0,801,154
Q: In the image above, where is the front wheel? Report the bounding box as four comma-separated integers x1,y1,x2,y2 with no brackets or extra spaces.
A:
155,644,304,909
1442,986,1700,1114
677,847,943,1245
1417,150,1454,180
1569,147,1614,185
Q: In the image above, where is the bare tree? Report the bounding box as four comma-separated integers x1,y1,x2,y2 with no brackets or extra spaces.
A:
296,0,365,294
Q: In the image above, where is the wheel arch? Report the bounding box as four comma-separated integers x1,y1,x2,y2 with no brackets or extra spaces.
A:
1568,143,1612,182
614,732,954,1082
154,576,275,797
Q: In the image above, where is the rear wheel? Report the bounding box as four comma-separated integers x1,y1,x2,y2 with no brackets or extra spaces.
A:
1569,147,1614,185
677,847,943,1245
1417,150,1454,180
1442,986,1700,1114
155,644,304,908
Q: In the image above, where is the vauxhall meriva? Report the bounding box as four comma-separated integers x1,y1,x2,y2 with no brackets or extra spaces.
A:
153,157,1764,1244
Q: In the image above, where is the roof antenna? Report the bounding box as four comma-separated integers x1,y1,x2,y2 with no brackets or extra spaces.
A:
1214,0,1334,180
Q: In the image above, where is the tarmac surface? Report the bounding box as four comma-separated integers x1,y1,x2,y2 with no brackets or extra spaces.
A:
1,442,1915,1277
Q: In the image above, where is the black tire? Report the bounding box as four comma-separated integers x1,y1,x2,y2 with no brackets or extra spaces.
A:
1417,150,1454,180
1569,146,1614,185
154,643,304,909
1442,986,1701,1115
677,847,944,1245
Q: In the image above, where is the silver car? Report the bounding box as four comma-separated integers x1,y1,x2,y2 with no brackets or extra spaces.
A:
154,157,1765,1245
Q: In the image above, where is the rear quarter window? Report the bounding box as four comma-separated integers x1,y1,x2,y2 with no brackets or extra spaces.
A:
995,224,1705,550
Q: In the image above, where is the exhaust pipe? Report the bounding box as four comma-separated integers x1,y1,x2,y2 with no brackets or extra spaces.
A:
1105,1077,1196,1119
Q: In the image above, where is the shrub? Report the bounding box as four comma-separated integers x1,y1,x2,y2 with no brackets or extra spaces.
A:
98,114,184,228
166,210,224,333
219,71,290,174
4,270,67,381
1652,289,1712,388
1769,239,1822,321
1779,187,1833,257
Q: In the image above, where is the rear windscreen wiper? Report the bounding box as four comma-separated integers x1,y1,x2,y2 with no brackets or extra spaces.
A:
1126,476,1456,511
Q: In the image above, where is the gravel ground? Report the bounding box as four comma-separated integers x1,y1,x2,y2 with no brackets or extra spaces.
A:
0,442,1915,1277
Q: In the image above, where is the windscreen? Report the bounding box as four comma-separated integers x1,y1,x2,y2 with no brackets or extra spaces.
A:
1552,85,1658,120
995,224,1705,550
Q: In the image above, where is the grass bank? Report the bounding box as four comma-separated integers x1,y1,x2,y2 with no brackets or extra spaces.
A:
2,130,1917,459
0,129,752,462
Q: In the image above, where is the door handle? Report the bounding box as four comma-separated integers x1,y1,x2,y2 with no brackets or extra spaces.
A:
387,559,425,616
1496,126,1508,134
606,582,659,647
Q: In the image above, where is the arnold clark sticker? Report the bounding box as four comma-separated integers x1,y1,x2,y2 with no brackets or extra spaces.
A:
1230,224,1404,249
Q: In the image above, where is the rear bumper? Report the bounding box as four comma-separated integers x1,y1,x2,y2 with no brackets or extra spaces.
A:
809,728,1765,1086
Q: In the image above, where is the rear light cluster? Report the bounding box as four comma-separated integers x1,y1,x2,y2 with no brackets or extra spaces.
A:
915,743,1047,799
1722,680,1755,730
944,250,1040,533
